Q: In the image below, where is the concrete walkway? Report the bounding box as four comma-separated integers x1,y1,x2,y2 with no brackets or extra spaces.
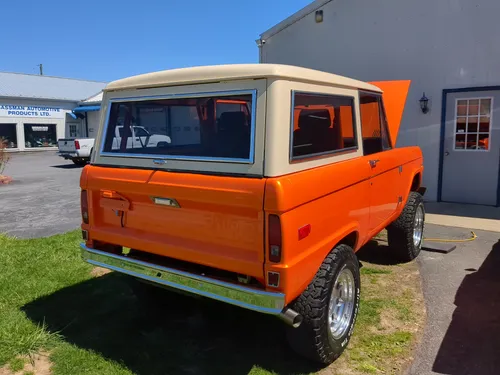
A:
408,224,500,375
425,202,500,233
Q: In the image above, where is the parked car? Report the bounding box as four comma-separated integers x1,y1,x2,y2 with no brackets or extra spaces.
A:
79,64,425,364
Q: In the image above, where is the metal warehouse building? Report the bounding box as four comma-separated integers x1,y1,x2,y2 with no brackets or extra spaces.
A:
258,0,500,206
0,72,106,152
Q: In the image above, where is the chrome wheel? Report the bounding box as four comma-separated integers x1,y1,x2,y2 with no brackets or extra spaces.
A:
413,204,424,248
328,268,355,339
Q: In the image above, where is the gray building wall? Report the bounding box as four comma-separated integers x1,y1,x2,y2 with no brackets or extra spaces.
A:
260,0,500,201
86,110,101,139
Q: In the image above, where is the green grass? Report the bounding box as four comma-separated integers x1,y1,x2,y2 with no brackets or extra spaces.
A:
360,267,392,275
24,372,35,375
9,357,25,372
0,231,423,375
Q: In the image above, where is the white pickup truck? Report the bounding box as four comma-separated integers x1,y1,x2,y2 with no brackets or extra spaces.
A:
57,138,95,165
58,125,171,165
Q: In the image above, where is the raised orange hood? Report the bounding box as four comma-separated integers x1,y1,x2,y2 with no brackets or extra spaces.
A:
369,80,411,145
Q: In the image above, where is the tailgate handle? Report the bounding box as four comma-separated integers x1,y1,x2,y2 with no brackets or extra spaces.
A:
100,198,130,212
99,190,131,211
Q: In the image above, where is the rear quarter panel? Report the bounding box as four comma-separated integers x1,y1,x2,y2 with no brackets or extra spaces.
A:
264,146,423,304
264,157,371,304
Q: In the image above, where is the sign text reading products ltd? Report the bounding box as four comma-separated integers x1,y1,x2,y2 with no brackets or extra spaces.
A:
0,104,65,119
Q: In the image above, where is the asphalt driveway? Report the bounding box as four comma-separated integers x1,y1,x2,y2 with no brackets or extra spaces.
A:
0,152,83,238
409,225,500,375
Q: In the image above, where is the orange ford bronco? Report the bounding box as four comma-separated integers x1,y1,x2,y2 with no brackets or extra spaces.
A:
80,64,425,364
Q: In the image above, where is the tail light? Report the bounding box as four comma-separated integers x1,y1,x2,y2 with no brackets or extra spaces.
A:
75,140,80,150
81,190,89,224
268,214,282,263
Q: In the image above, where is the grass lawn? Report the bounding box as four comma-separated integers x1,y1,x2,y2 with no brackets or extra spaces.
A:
0,231,425,375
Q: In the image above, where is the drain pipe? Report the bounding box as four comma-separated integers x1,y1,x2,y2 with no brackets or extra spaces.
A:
279,307,303,328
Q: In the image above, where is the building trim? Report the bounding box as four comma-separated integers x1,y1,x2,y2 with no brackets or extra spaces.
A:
0,96,79,104
438,85,500,207
259,0,333,40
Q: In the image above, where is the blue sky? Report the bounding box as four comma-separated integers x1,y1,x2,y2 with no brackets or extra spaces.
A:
2,0,312,82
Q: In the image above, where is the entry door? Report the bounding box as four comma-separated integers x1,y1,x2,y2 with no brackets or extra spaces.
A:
442,91,500,205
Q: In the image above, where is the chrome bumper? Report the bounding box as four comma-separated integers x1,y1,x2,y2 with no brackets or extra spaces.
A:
80,244,285,314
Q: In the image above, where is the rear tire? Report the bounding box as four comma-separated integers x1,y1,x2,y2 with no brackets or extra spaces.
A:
72,159,87,166
286,244,361,364
387,192,425,262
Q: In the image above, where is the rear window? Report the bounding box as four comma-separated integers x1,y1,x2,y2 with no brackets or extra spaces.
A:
101,91,255,162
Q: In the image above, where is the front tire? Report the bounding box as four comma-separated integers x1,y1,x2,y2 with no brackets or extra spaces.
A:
387,191,425,262
286,244,361,364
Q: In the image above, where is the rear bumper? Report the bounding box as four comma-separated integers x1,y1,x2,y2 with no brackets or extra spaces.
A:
80,243,285,314
58,152,78,159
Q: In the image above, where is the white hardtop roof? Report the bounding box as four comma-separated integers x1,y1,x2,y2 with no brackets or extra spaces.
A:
105,64,381,93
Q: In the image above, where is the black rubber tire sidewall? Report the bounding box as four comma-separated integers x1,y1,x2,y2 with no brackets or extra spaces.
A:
387,191,425,262
286,244,361,364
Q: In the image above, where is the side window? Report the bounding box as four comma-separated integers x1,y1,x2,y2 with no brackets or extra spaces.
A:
291,92,357,160
359,92,392,155
133,127,149,137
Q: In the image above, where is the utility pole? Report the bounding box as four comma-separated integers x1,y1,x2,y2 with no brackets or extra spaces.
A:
37,64,43,75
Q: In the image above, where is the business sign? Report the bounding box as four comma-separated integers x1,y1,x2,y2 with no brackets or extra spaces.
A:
0,104,66,119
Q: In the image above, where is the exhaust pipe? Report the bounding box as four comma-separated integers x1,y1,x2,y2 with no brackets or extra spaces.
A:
279,307,303,328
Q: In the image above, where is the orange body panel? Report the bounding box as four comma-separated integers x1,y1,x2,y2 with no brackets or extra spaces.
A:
263,147,423,304
369,80,411,145
81,166,267,281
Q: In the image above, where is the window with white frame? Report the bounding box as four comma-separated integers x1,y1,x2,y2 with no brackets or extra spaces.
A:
455,98,492,151
69,124,78,138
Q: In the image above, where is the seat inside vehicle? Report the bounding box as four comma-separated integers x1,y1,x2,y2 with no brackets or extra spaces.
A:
217,111,250,159
293,109,339,157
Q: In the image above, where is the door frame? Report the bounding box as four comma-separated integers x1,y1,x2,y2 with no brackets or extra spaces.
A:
438,85,500,207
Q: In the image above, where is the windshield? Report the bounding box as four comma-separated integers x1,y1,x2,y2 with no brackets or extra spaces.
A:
101,91,255,162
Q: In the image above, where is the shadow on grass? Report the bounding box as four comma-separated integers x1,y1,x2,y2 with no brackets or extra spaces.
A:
50,164,84,169
22,273,322,375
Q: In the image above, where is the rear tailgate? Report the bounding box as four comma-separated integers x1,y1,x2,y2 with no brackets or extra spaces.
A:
58,139,76,153
83,166,266,278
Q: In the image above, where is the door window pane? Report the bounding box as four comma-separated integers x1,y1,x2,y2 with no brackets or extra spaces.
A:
468,99,479,115
457,100,468,116
69,124,77,137
454,98,492,151
467,118,478,132
480,99,491,115
290,92,358,159
456,117,466,133
24,124,57,148
466,134,478,149
478,134,490,150
0,123,17,148
360,93,392,155
455,134,465,149
479,117,490,132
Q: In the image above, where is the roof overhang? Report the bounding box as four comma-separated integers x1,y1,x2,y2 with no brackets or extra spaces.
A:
73,105,101,113
259,0,333,40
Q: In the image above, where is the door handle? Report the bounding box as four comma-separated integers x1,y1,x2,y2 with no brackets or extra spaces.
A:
445,151,450,156
369,159,380,168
